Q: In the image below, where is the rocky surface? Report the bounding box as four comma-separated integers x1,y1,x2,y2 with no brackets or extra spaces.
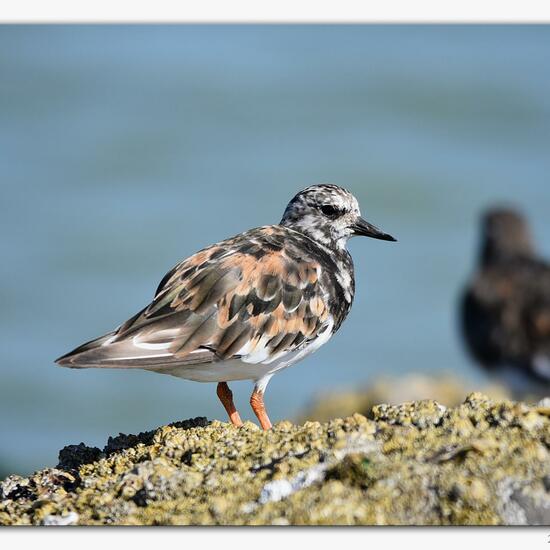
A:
1,393,550,525
299,373,511,422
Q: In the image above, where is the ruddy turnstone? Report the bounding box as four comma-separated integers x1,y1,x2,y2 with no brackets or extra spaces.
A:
57,184,396,429
461,207,550,397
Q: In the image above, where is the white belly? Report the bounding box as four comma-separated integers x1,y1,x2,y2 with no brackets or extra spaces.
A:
152,358,281,383
147,319,335,384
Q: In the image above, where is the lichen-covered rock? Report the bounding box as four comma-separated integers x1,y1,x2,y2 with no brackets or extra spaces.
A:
1,396,549,525
299,373,510,422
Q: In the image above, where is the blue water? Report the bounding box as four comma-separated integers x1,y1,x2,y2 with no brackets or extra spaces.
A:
1,25,550,476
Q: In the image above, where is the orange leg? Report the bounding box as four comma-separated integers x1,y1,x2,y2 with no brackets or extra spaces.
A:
250,389,272,430
216,382,243,427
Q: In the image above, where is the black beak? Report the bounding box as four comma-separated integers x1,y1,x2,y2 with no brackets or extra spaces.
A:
352,217,397,242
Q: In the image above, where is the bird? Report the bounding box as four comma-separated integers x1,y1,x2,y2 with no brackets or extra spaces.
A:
460,207,550,398
56,184,396,429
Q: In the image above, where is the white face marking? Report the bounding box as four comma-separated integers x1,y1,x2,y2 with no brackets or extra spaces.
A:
280,184,362,250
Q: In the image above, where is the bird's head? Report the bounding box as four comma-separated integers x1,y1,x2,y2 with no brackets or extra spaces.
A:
280,184,396,250
480,207,535,266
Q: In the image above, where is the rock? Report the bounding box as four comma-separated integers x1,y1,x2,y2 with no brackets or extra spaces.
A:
298,373,510,423
1,396,549,525
58,443,102,471
42,511,79,526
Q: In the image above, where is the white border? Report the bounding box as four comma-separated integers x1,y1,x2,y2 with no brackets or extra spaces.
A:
1,0,550,23
1,3,549,544
1,528,549,548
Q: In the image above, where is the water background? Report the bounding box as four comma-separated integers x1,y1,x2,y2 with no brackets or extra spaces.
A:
1,25,550,476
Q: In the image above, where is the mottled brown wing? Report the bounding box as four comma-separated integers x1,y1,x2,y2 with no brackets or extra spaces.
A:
462,258,550,380
63,227,333,369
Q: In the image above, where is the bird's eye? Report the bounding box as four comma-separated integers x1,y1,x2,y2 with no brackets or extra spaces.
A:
320,205,340,217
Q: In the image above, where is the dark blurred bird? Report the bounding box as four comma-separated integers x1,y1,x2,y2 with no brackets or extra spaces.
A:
461,207,550,398
56,184,396,429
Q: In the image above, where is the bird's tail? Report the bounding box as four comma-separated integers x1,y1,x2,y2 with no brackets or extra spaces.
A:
55,331,119,368
55,330,214,370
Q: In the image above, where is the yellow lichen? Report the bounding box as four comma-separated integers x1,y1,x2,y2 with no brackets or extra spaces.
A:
1,395,549,525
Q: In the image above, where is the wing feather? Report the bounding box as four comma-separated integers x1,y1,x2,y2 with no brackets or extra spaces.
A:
56,227,333,371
